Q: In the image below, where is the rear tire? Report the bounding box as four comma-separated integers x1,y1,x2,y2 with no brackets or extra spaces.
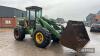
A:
33,28,51,48
14,27,25,41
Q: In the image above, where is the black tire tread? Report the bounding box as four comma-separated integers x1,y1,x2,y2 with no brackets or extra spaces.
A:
33,28,51,48
14,27,25,41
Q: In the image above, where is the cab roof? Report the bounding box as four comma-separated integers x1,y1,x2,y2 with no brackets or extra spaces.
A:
26,6,42,11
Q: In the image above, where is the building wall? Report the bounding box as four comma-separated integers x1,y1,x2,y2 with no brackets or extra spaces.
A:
0,18,16,28
86,13,96,26
0,6,26,28
86,10,100,26
0,18,2,27
95,15,100,22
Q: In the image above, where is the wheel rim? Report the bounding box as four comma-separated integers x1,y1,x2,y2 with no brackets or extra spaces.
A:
14,30,19,39
35,32,44,44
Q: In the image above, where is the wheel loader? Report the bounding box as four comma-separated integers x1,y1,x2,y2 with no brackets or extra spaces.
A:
14,6,90,54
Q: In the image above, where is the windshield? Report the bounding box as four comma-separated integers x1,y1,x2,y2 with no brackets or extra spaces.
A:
27,10,42,20
30,11,35,20
37,10,42,18
27,10,35,20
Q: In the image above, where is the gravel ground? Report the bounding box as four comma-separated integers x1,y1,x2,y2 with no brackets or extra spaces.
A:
0,28,100,56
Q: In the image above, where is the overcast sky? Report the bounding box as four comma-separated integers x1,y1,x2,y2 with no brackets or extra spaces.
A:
0,0,100,21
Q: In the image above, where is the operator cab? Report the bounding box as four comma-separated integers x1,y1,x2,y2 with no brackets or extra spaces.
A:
26,6,42,19
26,6,42,29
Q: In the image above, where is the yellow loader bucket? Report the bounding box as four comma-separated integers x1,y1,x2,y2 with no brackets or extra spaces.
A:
60,20,90,51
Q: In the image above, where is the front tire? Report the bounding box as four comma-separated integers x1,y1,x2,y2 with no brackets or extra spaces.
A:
33,28,51,48
14,27,25,41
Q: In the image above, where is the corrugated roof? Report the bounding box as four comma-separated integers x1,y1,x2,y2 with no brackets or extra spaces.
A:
0,6,26,17
0,6,25,11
